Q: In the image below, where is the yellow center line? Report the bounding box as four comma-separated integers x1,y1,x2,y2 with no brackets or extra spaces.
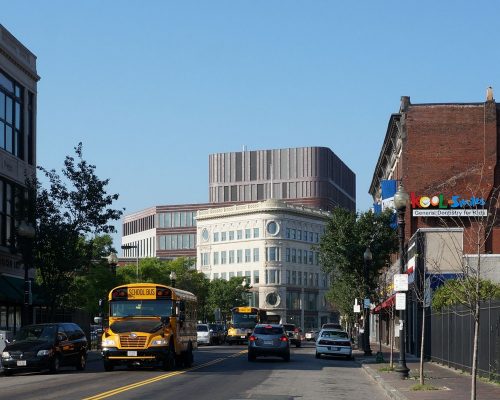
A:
82,350,247,400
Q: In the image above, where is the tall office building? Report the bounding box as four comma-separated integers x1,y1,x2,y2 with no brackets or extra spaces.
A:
209,147,355,211
0,25,39,331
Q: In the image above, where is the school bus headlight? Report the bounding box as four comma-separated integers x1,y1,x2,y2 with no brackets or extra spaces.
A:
151,338,169,346
102,339,117,347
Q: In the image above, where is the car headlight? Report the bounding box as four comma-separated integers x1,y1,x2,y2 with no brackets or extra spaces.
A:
37,349,53,357
2,351,10,359
151,338,168,346
102,339,116,347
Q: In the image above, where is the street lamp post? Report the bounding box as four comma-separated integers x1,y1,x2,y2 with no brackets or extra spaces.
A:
121,244,139,281
106,252,118,276
394,182,410,379
170,271,177,288
18,221,35,327
363,247,373,356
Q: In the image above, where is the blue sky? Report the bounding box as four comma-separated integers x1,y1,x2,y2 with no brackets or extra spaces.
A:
3,1,500,250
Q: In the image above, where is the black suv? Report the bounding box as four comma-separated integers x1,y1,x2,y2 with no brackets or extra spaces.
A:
282,323,302,347
1,323,88,375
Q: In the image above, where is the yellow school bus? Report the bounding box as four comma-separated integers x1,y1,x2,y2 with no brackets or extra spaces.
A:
226,306,267,344
100,283,197,371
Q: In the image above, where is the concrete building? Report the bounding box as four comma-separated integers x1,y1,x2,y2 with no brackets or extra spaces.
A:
0,25,39,332
209,146,355,211
195,199,333,330
121,146,355,261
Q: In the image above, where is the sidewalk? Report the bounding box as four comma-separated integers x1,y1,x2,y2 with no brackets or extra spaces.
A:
355,345,500,400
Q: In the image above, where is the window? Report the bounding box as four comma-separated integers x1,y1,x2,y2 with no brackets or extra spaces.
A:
221,251,227,264
237,249,242,263
303,230,308,241
221,272,227,280
201,253,209,266
213,252,219,265
315,233,319,243
303,272,308,286
253,270,259,284
245,228,251,239
253,248,259,262
315,251,320,265
286,228,291,238
298,271,302,285
297,249,302,264
297,230,302,240
291,229,296,240
237,271,242,277
229,272,235,279
285,248,290,262
213,273,219,280
253,228,259,238
291,249,296,263
309,232,313,242
315,273,319,287
237,230,242,240
266,247,280,262
267,221,279,235
221,232,227,241
309,251,314,264
229,231,234,241
303,250,308,264
292,271,297,285
245,249,251,262
229,250,235,264
269,270,276,284
286,270,291,284
213,232,219,242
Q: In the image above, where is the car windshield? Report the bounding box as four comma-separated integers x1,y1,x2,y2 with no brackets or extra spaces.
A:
321,331,348,339
254,326,283,335
14,325,56,342
110,300,173,318
197,325,208,332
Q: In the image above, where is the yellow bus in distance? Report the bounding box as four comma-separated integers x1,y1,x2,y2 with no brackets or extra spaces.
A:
226,306,267,344
100,283,197,371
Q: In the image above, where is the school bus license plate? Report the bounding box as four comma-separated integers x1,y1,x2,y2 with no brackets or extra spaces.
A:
127,351,137,356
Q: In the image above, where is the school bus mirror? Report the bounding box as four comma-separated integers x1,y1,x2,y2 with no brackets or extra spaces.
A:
94,316,102,324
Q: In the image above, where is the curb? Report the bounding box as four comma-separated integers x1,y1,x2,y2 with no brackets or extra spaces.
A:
355,357,409,400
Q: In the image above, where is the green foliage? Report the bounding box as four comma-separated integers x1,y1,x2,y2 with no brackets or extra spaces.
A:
432,278,500,311
32,143,123,317
410,384,439,391
318,207,398,318
206,277,248,321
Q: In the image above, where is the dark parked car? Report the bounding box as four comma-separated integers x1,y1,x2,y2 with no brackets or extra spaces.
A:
282,323,302,347
248,324,290,362
1,323,88,375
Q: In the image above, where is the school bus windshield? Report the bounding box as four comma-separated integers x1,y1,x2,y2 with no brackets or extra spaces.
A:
232,312,258,329
110,300,173,318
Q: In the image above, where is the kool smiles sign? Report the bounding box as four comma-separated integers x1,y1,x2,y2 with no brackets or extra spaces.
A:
411,193,488,217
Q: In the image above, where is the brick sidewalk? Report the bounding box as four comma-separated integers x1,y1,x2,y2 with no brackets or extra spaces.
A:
355,346,500,400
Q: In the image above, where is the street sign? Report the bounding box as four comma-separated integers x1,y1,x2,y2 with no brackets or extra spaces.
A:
394,274,408,291
423,277,431,308
354,304,361,313
363,298,370,309
395,292,406,310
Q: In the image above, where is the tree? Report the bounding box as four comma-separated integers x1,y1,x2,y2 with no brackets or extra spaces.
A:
206,277,248,322
32,143,123,319
318,208,398,324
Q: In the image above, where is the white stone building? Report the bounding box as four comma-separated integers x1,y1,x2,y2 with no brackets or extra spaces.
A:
196,199,333,330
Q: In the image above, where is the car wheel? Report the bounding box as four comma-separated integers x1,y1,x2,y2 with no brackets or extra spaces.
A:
315,352,321,359
103,359,114,372
283,352,290,362
76,352,87,370
248,351,256,362
49,355,61,373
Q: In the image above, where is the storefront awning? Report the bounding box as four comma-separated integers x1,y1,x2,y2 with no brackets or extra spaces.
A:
372,294,395,314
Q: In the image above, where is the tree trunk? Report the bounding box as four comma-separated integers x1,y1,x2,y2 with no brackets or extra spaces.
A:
470,306,480,400
419,305,426,385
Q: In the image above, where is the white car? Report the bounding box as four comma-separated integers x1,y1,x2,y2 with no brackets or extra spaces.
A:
197,324,211,345
315,329,352,359
305,330,318,341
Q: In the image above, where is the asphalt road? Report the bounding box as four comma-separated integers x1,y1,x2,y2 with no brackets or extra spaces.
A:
0,343,388,400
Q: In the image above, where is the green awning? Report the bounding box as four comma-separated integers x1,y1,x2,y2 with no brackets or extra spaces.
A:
0,275,23,303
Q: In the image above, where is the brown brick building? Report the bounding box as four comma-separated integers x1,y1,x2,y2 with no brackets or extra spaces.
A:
370,90,500,256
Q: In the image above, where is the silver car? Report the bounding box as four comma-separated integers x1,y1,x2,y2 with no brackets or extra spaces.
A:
315,329,352,359
248,324,290,362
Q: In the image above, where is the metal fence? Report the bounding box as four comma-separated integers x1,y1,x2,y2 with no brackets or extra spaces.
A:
427,299,500,381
